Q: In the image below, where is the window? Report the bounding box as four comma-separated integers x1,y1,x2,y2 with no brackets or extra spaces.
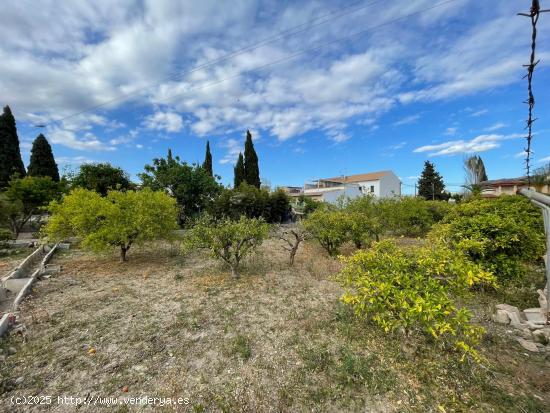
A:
370,185,375,193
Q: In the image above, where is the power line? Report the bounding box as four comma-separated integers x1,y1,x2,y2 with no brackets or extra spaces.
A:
151,0,462,107
47,0,388,126
44,0,462,128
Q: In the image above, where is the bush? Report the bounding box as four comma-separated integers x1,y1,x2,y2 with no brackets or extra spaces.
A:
45,188,178,261
0,228,11,248
338,240,496,360
184,215,270,277
210,184,291,223
303,209,350,256
430,196,545,282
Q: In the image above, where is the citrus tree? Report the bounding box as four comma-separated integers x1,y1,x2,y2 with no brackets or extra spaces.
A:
339,240,496,361
303,209,350,256
45,188,178,261
184,215,269,277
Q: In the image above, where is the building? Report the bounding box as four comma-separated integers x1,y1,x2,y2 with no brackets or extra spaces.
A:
288,170,401,204
480,177,549,197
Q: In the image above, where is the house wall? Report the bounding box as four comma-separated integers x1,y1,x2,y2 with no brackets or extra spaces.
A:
354,174,400,198
321,185,363,204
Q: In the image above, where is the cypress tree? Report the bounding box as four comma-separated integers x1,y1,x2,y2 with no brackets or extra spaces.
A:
27,134,60,181
203,140,213,176
0,105,26,188
418,161,446,201
243,130,260,188
234,152,245,188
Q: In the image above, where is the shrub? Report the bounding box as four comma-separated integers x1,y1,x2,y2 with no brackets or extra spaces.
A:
303,209,350,256
210,184,291,223
184,215,270,277
45,188,178,261
430,196,545,282
0,228,11,248
338,240,496,360
2,175,63,237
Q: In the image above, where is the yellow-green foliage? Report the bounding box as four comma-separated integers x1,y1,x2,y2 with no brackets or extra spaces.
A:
338,240,496,360
429,196,545,281
303,209,350,256
184,215,270,277
45,188,178,261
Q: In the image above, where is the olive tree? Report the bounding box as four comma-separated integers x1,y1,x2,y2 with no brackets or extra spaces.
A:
45,188,178,261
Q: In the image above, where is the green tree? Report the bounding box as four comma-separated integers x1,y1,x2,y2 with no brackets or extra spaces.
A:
183,215,269,277
418,161,447,201
140,150,221,222
45,188,178,261
243,130,260,188
71,163,133,196
3,176,62,237
303,209,350,256
0,105,26,188
27,134,60,182
234,152,245,188
202,140,213,176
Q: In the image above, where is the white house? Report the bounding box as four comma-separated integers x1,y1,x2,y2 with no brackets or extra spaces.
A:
289,170,401,204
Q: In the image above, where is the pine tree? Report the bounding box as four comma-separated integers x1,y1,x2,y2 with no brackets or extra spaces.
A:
27,134,60,181
202,140,213,176
418,161,446,200
0,105,26,188
243,130,260,188
234,152,245,188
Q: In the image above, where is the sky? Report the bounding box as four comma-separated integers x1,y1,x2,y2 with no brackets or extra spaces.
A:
1,0,549,194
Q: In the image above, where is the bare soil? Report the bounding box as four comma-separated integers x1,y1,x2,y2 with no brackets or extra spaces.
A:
0,239,549,412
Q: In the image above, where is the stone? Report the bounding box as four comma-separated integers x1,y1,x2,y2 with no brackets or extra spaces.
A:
7,347,17,355
537,289,548,311
516,338,539,353
14,377,23,385
496,304,524,325
492,310,510,324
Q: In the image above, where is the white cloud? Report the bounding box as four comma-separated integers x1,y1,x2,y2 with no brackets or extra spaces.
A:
143,111,183,133
414,134,522,156
538,156,550,163
219,138,242,165
444,127,458,136
47,127,115,151
394,114,420,126
484,122,507,132
470,109,488,117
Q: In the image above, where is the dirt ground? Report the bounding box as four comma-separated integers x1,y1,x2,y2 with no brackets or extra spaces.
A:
1,239,549,412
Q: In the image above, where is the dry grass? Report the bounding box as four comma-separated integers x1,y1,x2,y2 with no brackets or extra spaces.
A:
0,238,549,412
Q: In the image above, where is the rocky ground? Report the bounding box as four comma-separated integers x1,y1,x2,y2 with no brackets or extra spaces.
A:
0,239,549,412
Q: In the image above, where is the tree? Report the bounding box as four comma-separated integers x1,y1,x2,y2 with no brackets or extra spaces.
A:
418,161,447,201
3,176,62,237
463,155,487,195
71,163,133,196
0,105,26,188
234,152,245,188
45,188,178,262
183,215,269,277
27,134,60,182
278,225,308,266
303,209,350,256
140,150,221,222
243,130,260,188
202,140,213,176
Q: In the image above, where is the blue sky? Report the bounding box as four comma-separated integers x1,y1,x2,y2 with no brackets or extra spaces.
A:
2,0,549,194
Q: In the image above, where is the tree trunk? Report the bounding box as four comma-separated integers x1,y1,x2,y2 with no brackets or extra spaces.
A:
230,265,239,278
120,246,129,262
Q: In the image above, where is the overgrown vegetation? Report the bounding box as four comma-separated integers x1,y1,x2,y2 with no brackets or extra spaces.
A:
339,240,496,360
430,196,545,282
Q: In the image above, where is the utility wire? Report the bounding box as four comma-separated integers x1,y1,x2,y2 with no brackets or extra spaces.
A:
46,0,388,126
152,0,462,107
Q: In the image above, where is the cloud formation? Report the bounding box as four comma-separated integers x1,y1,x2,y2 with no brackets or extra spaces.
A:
414,134,522,156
